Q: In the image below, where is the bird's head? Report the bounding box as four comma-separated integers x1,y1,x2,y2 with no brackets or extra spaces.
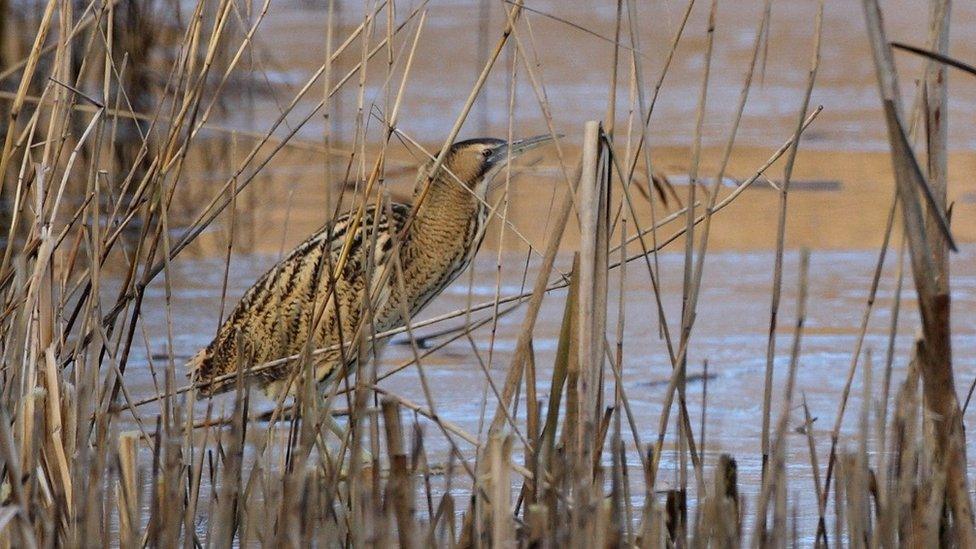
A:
429,135,555,198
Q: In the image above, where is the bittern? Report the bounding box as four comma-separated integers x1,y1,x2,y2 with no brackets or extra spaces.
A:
187,135,555,398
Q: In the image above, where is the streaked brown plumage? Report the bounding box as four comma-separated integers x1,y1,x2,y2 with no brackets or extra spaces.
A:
187,136,554,398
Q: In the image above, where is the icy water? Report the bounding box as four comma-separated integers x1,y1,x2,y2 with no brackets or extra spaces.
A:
120,247,976,540
103,0,976,540
242,0,976,151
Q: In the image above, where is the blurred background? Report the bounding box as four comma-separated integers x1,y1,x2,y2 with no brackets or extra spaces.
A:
4,0,974,257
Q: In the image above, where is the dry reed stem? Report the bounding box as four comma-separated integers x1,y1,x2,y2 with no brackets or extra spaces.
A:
575,120,605,491
0,0,57,195
862,0,974,542
760,0,823,480
752,249,809,546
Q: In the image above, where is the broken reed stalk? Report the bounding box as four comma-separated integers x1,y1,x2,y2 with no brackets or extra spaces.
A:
382,398,416,548
575,120,608,490
861,0,975,543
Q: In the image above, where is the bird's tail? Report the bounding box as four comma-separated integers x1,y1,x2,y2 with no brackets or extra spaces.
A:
186,346,255,396
185,348,217,396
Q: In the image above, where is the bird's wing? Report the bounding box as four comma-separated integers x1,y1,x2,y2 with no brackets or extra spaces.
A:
229,202,409,322
301,201,411,262
362,202,413,324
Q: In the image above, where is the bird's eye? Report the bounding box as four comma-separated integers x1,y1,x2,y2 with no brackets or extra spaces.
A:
482,148,492,158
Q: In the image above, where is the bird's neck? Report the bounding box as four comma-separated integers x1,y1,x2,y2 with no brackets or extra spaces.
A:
415,177,483,222
407,178,486,258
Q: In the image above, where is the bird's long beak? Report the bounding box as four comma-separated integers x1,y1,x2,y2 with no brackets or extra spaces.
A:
488,134,559,164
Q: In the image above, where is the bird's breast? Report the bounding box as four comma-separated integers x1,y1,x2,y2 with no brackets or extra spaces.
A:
399,204,487,314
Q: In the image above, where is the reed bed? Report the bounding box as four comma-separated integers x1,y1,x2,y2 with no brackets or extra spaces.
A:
0,0,971,546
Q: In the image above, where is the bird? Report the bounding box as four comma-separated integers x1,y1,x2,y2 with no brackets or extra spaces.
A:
187,135,555,399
